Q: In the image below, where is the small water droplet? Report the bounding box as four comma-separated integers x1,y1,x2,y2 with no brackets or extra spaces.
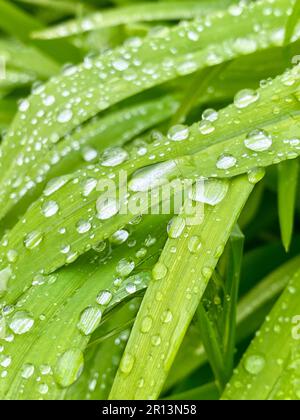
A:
120,354,135,374
57,109,73,123
101,147,129,167
141,316,153,333
152,262,168,280
96,290,112,306
96,197,119,220
167,216,186,239
21,363,35,379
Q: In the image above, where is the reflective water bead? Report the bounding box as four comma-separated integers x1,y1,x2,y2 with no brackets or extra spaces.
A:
54,349,84,388
77,306,102,336
41,201,59,218
76,220,92,234
189,178,229,206
24,231,44,249
9,311,34,335
57,109,73,123
167,216,186,239
21,363,35,379
167,125,189,142
216,154,237,170
96,290,112,306
198,120,215,135
101,147,129,167
244,129,272,152
234,89,259,109
152,262,168,280
116,259,135,277
96,197,119,220
202,108,219,122
120,354,135,374
0,266,12,296
110,230,129,245
244,354,266,375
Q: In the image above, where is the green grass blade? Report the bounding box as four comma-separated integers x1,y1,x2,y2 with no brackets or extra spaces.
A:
32,1,233,40
164,382,219,401
222,263,300,400
284,0,300,44
109,175,254,399
0,0,296,219
278,159,299,252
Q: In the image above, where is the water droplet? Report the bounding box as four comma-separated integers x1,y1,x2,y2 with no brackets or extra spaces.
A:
19,99,30,112
0,266,12,297
44,176,69,196
120,354,135,374
152,262,168,280
83,178,97,197
21,363,35,379
161,310,173,324
244,354,266,375
202,108,219,122
141,316,153,333
129,161,177,192
188,236,202,254
7,250,18,263
167,125,189,142
24,231,44,249
0,354,11,368
96,290,112,306
38,383,49,395
82,146,98,162
189,178,229,206
76,220,92,234
101,147,129,167
77,306,102,336
54,349,84,388
198,120,215,135
216,154,237,170
244,129,272,152
167,216,186,239
247,168,266,184
234,89,259,109
41,201,59,218
0,317,6,339
9,311,34,335
116,259,135,277
96,197,119,220
57,109,73,123
110,230,129,245
151,335,161,347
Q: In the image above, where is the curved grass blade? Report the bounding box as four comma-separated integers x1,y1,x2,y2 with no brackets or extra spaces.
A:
165,254,300,392
2,65,300,306
0,215,168,400
0,0,296,219
278,159,299,252
32,0,233,40
109,175,254,399
222,263,300,400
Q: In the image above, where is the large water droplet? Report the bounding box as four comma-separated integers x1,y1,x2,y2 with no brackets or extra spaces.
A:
21,363,35,379
96,290,112,306
152,262,168,280
129,161,177,192
77,306,102,335
54,348,84,388
167,125,189,142
57,109,73,123
96,197,119,220
41,201,59,218
189,178,229,206
234,89,259,109
244,129,272,152
216,154,237,170
167,216,186,239
24,231,44,249
101,147,129,167
116,259,135,277
9,311,34,335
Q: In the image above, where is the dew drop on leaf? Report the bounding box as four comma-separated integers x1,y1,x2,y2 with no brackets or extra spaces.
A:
244,354,266,375
234,89,259,109
167,124,189,142
244,129,272,152
41,201,59,218
9,311,34,335
24,231,44,249
216,154,237,170
77,306,102,335
54,349,84,388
